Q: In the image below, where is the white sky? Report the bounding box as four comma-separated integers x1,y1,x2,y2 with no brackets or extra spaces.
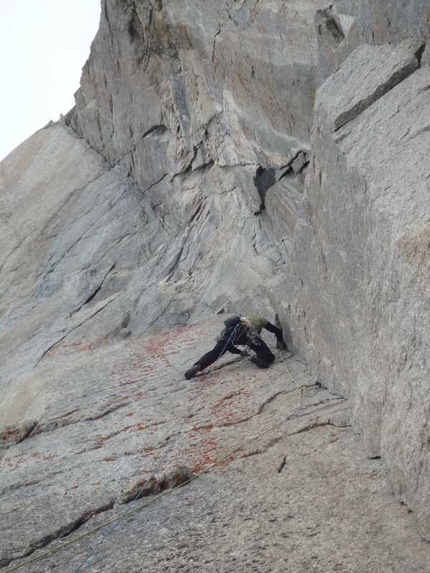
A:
0,0,101,161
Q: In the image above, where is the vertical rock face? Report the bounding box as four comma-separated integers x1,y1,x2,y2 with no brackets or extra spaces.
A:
0,0,322,387
273,39,430,537
334,0,430,44
2,0,430,541
316,1,430,80
68,0,320,171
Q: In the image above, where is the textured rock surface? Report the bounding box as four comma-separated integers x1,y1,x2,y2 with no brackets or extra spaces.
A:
1,0,322,416
67,0,321,167
334,0,430,45
2,0,430,562
273,41,430,536
3,320,430,572
316,38,424,131
316,1,430,81
0,121,283,392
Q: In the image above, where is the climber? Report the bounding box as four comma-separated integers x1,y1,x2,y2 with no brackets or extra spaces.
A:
184,315,289,380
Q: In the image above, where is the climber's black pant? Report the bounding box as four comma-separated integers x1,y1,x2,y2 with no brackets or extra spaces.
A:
196,336,275,371
248,338,275,368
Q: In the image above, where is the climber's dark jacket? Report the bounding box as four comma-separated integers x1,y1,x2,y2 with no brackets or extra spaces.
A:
188,315,285,375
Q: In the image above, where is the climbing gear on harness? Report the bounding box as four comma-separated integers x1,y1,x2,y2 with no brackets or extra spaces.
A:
217,316,242,342
244,325,260,345
185,364,201,380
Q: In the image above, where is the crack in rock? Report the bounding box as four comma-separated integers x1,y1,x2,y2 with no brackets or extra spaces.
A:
290,420,352,435
0,421,39,450
37,294,119,363
73,262,118,315
32,401,131,437
277,455,287,474
118,466,192,504
238,406,350,461
0,499,116,569
212,0,260,62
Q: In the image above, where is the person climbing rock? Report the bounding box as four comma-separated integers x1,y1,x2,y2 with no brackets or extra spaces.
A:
184,315,289,380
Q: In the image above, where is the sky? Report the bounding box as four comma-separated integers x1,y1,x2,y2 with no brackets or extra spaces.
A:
0,0,101,161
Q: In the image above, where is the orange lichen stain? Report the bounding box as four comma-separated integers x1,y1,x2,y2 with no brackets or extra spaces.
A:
114,322,204,383
43,454,58,461
118,378,144,387
1,453,25,471
140,446,156,455
191,423,215,433
330,430,347,443
1,427,21,445
191,453,218,474
123,425,134,432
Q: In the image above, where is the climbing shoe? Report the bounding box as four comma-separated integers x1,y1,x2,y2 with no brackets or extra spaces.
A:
250,355,271,369
184,364,201,380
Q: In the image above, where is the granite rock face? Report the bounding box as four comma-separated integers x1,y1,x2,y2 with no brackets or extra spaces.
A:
67,0,321,169
272,39,430,537
1,0,322,410
3,321,430,573
2,0,430,559
316,0,430,81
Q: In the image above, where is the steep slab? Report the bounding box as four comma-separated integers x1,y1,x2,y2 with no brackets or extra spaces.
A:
3,321,430,572
0,120,287,389
1,318,344,567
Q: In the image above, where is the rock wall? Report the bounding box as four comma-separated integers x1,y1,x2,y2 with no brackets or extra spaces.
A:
0,0,323,383
67,0,320,168
2,0,430,540
334,0,430,44
271,38,430,536
316,0,430,81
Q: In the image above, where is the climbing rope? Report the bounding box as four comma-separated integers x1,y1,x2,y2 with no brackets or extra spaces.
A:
3,381,311,573
278,351,310,408
4,321,303,573
71,323,244,572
